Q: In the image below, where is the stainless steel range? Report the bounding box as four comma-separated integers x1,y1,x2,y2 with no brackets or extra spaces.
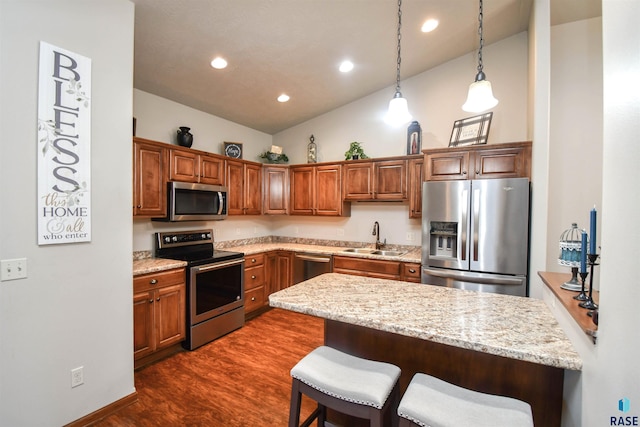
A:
155,229,245,350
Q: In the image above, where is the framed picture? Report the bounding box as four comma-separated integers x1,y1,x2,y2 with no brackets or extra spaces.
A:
224,141,243,159
449,112,493,147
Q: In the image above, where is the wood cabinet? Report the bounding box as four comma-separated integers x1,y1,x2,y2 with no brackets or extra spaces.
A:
408,157,424,218
227,159,263,215
333,256,402,280
133,268,186,365
263,165,289,215
266,251,293,295
169,147,225,185
333,256,422,283
343,159,408,201
244,253,266,314
401,262,421,283
290,164,349,216
424,141,532,181
133,137,167,217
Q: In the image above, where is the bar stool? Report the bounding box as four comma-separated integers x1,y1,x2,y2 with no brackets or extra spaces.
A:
289,345,401,427
397,373,534,427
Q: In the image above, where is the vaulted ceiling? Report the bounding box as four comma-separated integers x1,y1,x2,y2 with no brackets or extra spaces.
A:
131,0,601,135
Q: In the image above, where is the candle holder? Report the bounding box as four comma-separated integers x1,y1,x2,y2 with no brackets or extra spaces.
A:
574,270,589,301
579,253,599,310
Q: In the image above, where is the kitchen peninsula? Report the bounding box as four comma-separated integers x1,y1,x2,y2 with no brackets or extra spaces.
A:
269,273,581,427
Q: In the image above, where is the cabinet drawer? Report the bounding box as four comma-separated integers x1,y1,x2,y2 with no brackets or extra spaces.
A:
134,268,185,293
245,264,265,290
245,253,265,267
245,286,265,313
333,256,401,280
402,263,421,283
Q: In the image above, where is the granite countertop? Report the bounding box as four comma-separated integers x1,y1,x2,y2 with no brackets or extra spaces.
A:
223,242,422,263
269,273,582,371
133,257,187,276
132,242,420,276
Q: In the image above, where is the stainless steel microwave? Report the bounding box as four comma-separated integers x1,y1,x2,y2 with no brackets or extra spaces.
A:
155,182,228,222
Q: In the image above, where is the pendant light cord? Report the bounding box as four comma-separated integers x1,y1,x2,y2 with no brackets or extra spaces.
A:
476,0,485,77
395,0,403,93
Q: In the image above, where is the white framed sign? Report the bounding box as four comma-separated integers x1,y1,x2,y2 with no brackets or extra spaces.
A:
37,42,92,245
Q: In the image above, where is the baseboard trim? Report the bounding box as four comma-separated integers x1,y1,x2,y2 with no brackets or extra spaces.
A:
64,391,138,427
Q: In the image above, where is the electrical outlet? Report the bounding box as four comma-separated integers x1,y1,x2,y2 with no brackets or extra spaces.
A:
406,232,415,242
337,228,345,237
0,258,27,281
71,366,84,388
235,228,241,235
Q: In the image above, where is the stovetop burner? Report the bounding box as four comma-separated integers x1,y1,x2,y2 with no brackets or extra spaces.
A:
155,229,244,266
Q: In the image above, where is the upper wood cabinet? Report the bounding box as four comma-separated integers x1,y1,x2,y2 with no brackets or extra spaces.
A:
343,159,408,201
290,164,349,216
133,137,167,218
424,141,532,181
226,159,262,215
408,157,424,219
263,165,289,215
169,147,225,185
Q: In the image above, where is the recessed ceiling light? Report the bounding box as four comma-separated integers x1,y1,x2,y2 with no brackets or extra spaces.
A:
421,19,439,33
277,94,290,103
210,57,228,69
339,60,354,73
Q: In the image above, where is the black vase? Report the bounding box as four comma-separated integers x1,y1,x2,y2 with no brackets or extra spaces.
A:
177,126,193,148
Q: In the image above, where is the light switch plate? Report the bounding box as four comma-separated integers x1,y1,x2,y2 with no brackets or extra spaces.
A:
1,258,27,281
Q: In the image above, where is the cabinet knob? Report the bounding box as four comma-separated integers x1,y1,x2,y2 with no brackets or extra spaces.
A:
476,170,480,174
251,297,256,301
251,258,256,263
150,279,158,284
148,299,154,304
156,297,160,301
409,269,416,273
251,275,256,279
136,205,142,208
462,171,467,175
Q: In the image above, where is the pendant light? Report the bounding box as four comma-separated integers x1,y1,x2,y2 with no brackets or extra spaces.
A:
385,0,412,126
462,0,498,113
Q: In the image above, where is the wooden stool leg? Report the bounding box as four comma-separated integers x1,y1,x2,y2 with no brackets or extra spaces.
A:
289,379,302,427
317,404,326,427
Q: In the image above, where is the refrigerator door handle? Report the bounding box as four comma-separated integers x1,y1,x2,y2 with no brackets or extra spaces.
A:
472,188,480,262
460,189,468,261
422,268,525,286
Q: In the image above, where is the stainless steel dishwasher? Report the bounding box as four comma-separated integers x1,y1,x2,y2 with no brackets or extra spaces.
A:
293,253,333,284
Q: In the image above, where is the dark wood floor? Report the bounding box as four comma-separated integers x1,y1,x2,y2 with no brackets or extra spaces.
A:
95,309,324,426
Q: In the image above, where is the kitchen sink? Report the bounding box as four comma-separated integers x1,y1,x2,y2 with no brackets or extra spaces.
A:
371,250,406,256
342,248,406,257
342,248,377,254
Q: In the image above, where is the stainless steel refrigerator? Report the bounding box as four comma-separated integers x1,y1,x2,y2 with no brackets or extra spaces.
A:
421,177,530,296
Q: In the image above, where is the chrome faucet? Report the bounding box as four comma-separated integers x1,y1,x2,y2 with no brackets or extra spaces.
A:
372,221,386,250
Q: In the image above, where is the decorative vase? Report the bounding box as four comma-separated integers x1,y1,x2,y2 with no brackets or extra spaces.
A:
177,126,193,148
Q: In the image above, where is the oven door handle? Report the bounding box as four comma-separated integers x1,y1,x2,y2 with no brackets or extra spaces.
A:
195,258,244,272
294,254,332,263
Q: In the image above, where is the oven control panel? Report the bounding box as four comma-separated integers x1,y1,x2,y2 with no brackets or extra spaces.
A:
156,229,213,249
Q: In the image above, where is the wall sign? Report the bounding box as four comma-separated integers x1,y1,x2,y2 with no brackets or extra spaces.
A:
37,42,92,245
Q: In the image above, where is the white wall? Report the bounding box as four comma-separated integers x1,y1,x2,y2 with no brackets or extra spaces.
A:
547,18,603,274
132,33,530,252
0,1,135,426
273,32,529,164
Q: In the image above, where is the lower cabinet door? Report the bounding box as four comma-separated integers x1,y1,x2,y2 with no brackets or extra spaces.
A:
155,283,186,348
133,290,155,359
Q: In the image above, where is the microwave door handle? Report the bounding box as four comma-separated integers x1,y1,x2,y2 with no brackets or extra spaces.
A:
460,189,468,261
217,192,224,215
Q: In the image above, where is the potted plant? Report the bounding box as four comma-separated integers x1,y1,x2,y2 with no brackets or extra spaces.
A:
344,141,368,160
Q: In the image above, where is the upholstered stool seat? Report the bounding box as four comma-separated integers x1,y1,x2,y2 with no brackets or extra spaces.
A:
289,345,401,427
398,373,534,427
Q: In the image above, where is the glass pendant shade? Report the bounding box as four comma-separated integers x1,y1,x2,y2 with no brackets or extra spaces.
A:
385,92,412,126
462,78,498,113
